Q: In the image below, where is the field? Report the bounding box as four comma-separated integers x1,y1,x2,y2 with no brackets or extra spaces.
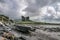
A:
15,21,60,25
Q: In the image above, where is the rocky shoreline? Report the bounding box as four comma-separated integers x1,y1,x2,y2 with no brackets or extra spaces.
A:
0,23,59,40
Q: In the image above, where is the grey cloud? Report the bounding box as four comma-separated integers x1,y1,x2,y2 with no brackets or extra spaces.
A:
0,0,5,3
0,0,20,19
0,0,60,22
26,0,60,22
24,0,55,17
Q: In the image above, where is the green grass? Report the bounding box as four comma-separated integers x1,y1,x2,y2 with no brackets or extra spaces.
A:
15,20,34,23
15,21,60,25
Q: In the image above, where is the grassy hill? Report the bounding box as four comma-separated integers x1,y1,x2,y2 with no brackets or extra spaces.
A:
15,20,60,25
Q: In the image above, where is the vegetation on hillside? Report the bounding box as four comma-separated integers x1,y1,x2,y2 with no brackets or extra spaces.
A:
0,15,60,25
0,15,14,23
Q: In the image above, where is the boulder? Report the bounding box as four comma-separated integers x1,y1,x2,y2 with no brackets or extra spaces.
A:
15,26,31,34
14,25,36,34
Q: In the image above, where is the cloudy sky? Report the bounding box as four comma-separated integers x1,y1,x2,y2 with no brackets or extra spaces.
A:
0,0,60,23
